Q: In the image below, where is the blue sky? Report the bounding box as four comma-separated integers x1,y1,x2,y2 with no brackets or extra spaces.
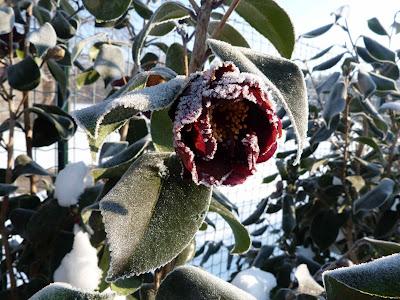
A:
279,0,400,49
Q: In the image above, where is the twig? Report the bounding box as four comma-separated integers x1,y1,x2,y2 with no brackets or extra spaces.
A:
188,0,214,73
385,114,399,176
211,0,241,39
188,0,200,13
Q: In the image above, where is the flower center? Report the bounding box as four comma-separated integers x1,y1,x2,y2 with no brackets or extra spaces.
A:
211,101,249,143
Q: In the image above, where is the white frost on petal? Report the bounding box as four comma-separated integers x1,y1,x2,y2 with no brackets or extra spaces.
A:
54,161,90,207
53,225,102,291
231,267,277,300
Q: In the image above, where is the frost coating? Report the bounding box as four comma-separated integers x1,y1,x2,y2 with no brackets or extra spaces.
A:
295,264,324,296
171,62,282,186
54,161,92,207
100,153,211,280
30,282,115,300
207,39,308,164
231,267,277,300
53,225,102,290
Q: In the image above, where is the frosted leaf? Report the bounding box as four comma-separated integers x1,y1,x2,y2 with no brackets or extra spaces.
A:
94,44,125,85
207,39,308,164
323,253,400,298
156,265,256,300
30,282,115,300
231,267,277,300
53,225,102,291
54,162,91,207
295,264,324,296
72,73,186,159
27,23,57,57
100,153,211,280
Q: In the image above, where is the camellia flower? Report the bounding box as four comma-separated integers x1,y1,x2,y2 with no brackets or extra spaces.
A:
170,62,282,186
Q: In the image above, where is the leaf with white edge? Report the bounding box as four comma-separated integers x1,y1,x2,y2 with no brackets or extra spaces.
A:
132,0,153,19
209,199,251,254
302,23,334,38
357,70,376,98
379,101,400,112
94,44,125,86
100,153,211,280
361,237,400,257
323,81,347,128
7,56,41,91
30,282,116,300
156,266,256,300
132,2,191,67
76,68,100,89
12,154,50,182
110,276,142,296
28,22,57,57
226,0,294,58
363,36,396,62
71,32,107,62
83,0,132,21
312,52,345,72
368,17,389,36
151,108,174,152
72,71,184,158
208,21,249,48
309,45,334,60
207,39,308,164
0,7,14,35
369,72,399,94
354,178,395,214
323,254,400,299
165,43,188,75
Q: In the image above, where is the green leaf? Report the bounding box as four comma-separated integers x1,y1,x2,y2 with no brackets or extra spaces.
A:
323,81,347,129
262,173,278,184
311,210,346,250
151,108,174,152
27,22,57,57
12,154,50,182
207,39,308,164
302,23,334,38
354,136,381,155
356,46,376,64
141,52,159,70
323,254,400,299
76,68,100,89
71,33,107,62
226,0,295,58
282,195,296,236
47,59,67,99
175,239,196,266
0,7,14,35
165,43,187,75
368,17,389,36
312,53,345,71
361,237,400,257
309,45,334,60
30,283,115,300
51,11,77,39
132,2,191,67
156,266,256,300
7,56,41,91
208,21,249,48
357,70,376,98
30,104,76,147
0,183,17,196
209,199,251,254
353,178,395,214
110,276,142,296
83,0,132,21
32,6,52,25
100,153,211,280
94,44,125,86
363,36,396,62
369,72,399,94
72,70,182,158
132,0,153,19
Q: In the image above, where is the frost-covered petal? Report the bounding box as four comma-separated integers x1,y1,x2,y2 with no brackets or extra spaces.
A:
54,162,90,207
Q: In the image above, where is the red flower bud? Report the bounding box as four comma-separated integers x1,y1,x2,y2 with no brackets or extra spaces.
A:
170,62,282,186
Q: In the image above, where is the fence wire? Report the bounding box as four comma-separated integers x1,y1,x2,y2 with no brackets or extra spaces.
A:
0,8,335,280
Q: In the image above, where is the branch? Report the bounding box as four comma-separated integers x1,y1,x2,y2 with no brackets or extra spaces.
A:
188,0,214,73
211,0,241,39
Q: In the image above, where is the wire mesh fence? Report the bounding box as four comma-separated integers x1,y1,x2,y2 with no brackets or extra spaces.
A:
0,8,332,281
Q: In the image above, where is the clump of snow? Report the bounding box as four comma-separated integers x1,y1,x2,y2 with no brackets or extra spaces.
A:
231,267,277,300
53,225,102,291
54,161,92,207
295,264,324,296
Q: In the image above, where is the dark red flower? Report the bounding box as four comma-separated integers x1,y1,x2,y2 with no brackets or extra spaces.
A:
170,62,282,186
